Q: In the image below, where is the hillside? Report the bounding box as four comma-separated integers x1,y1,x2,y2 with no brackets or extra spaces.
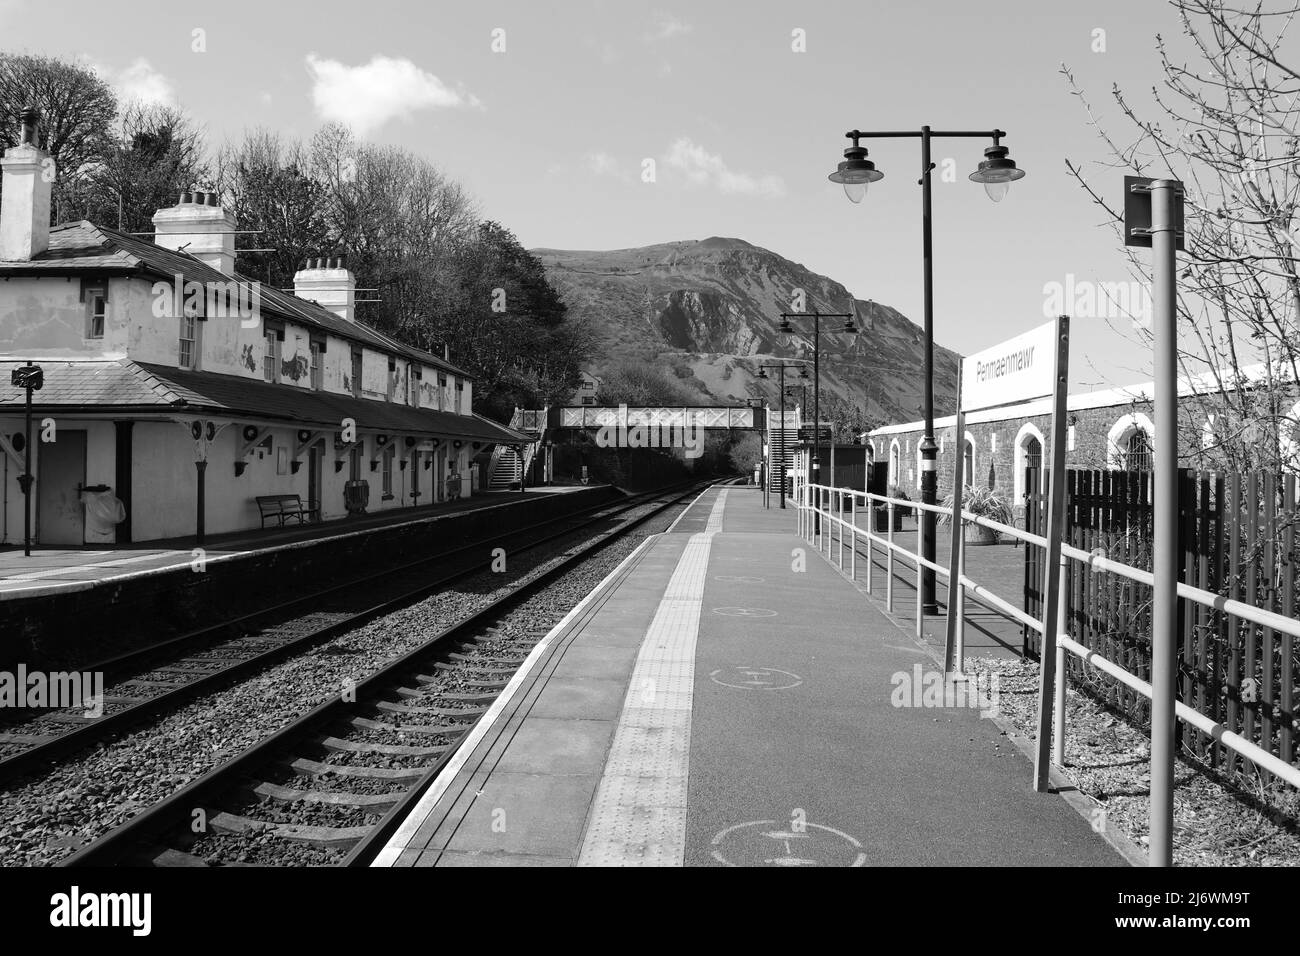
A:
532,237,959,424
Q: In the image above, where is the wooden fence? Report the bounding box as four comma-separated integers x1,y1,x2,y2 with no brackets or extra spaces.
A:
1024,467,1298,781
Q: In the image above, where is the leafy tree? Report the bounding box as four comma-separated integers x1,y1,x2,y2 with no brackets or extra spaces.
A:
77,103,207,233
597,360,702,406
728,432,763,476
820,393,884,444
0,53,117,222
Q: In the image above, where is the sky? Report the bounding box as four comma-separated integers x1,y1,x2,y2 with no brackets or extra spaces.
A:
0,0,1251,391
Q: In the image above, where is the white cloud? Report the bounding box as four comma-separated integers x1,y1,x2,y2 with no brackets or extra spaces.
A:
665,138,786,198
649,12,692,41
87,58,175,106
258,91,273,107
305,54,478,135
584,151,622,177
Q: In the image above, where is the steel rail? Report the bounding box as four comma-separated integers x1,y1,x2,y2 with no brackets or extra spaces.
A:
0,486,675,783
58,480,724,867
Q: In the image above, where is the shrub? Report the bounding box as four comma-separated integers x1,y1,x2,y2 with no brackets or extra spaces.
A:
939,486,1013,527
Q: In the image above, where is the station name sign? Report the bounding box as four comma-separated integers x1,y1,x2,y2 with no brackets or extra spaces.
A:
961,320,1056,412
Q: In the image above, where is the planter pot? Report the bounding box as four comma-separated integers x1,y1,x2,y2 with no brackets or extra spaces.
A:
873,507,904,533
963,522,1000,546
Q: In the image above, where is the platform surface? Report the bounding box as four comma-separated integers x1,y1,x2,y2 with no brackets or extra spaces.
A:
375,485,1125,868
0,486,587,601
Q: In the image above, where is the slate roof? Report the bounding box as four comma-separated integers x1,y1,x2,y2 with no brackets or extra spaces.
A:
0,221,472,380
0,359,530,445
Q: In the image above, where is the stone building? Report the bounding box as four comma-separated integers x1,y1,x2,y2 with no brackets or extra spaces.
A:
867,364,1293,511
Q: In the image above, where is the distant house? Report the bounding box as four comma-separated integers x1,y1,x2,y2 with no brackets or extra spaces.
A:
0,111,529,547
572,370,602,406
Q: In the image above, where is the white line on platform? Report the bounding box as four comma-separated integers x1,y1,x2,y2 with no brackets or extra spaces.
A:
369,527,663,867
576,489,727,866
666,484,716,533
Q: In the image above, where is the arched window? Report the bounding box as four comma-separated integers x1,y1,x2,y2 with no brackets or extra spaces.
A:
962,438,975,486
1107,412,1156,470
889,439,901,487
1126,429,1153,471
988,461,997,491
1013,422,1046,501
1025,436,1043,470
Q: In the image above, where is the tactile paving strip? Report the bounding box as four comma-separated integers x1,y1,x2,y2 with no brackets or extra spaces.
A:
577,490,727,865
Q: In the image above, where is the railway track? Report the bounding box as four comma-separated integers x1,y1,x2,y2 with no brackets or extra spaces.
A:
0,485,688,783
55,480,724,867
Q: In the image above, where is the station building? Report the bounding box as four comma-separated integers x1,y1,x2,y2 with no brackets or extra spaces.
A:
0,114,529,547
867,364,1297,509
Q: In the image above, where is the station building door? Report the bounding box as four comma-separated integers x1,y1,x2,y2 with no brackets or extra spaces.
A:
38,430,87,545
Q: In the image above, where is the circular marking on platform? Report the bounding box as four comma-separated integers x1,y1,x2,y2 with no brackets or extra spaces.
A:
711,606,777,618
714,575,765,584
709,666,802,691
711,820,867,867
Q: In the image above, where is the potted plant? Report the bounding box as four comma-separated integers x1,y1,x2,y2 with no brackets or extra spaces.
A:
874,485,911,532
941,486,1013,545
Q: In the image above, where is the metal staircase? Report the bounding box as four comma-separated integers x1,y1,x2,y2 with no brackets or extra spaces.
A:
767,406,801,497
487,407,546,490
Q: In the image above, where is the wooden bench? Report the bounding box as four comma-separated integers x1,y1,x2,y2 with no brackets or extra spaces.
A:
255,494,319,529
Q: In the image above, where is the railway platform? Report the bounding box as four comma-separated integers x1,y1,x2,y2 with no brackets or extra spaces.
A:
0,486,592,601
0,484,618,671
374,484,1127,867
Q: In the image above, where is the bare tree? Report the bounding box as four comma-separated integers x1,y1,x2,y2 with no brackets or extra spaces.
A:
1063,0,1300,473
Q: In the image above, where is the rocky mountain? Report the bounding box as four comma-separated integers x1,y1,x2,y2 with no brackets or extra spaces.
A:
532,237,959,425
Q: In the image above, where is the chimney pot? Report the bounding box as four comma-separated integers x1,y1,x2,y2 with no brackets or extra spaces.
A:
337,253,347,269
294,251,356,321
19,108,38,146
152,187,236,274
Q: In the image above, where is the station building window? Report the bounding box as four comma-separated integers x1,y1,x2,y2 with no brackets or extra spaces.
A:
179,314,198,370
1013,423,1046,500
1126,430,1153,471
309,342,323,390
1107,412,1155,470
264,331,280,383
963,437,975,486
85,287,106,339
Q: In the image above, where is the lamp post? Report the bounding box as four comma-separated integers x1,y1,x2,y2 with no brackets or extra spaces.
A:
779,311,857,532
828,126,1026,613
757,361,810,508
10,362,42,557
785,382,810,414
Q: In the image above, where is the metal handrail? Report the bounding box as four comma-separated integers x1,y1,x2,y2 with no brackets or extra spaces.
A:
798,480,1300,789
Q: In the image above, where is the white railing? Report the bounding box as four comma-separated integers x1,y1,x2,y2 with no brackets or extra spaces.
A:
797,480,1300,790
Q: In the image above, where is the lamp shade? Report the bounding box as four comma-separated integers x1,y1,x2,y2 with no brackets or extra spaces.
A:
968,144,1025,202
